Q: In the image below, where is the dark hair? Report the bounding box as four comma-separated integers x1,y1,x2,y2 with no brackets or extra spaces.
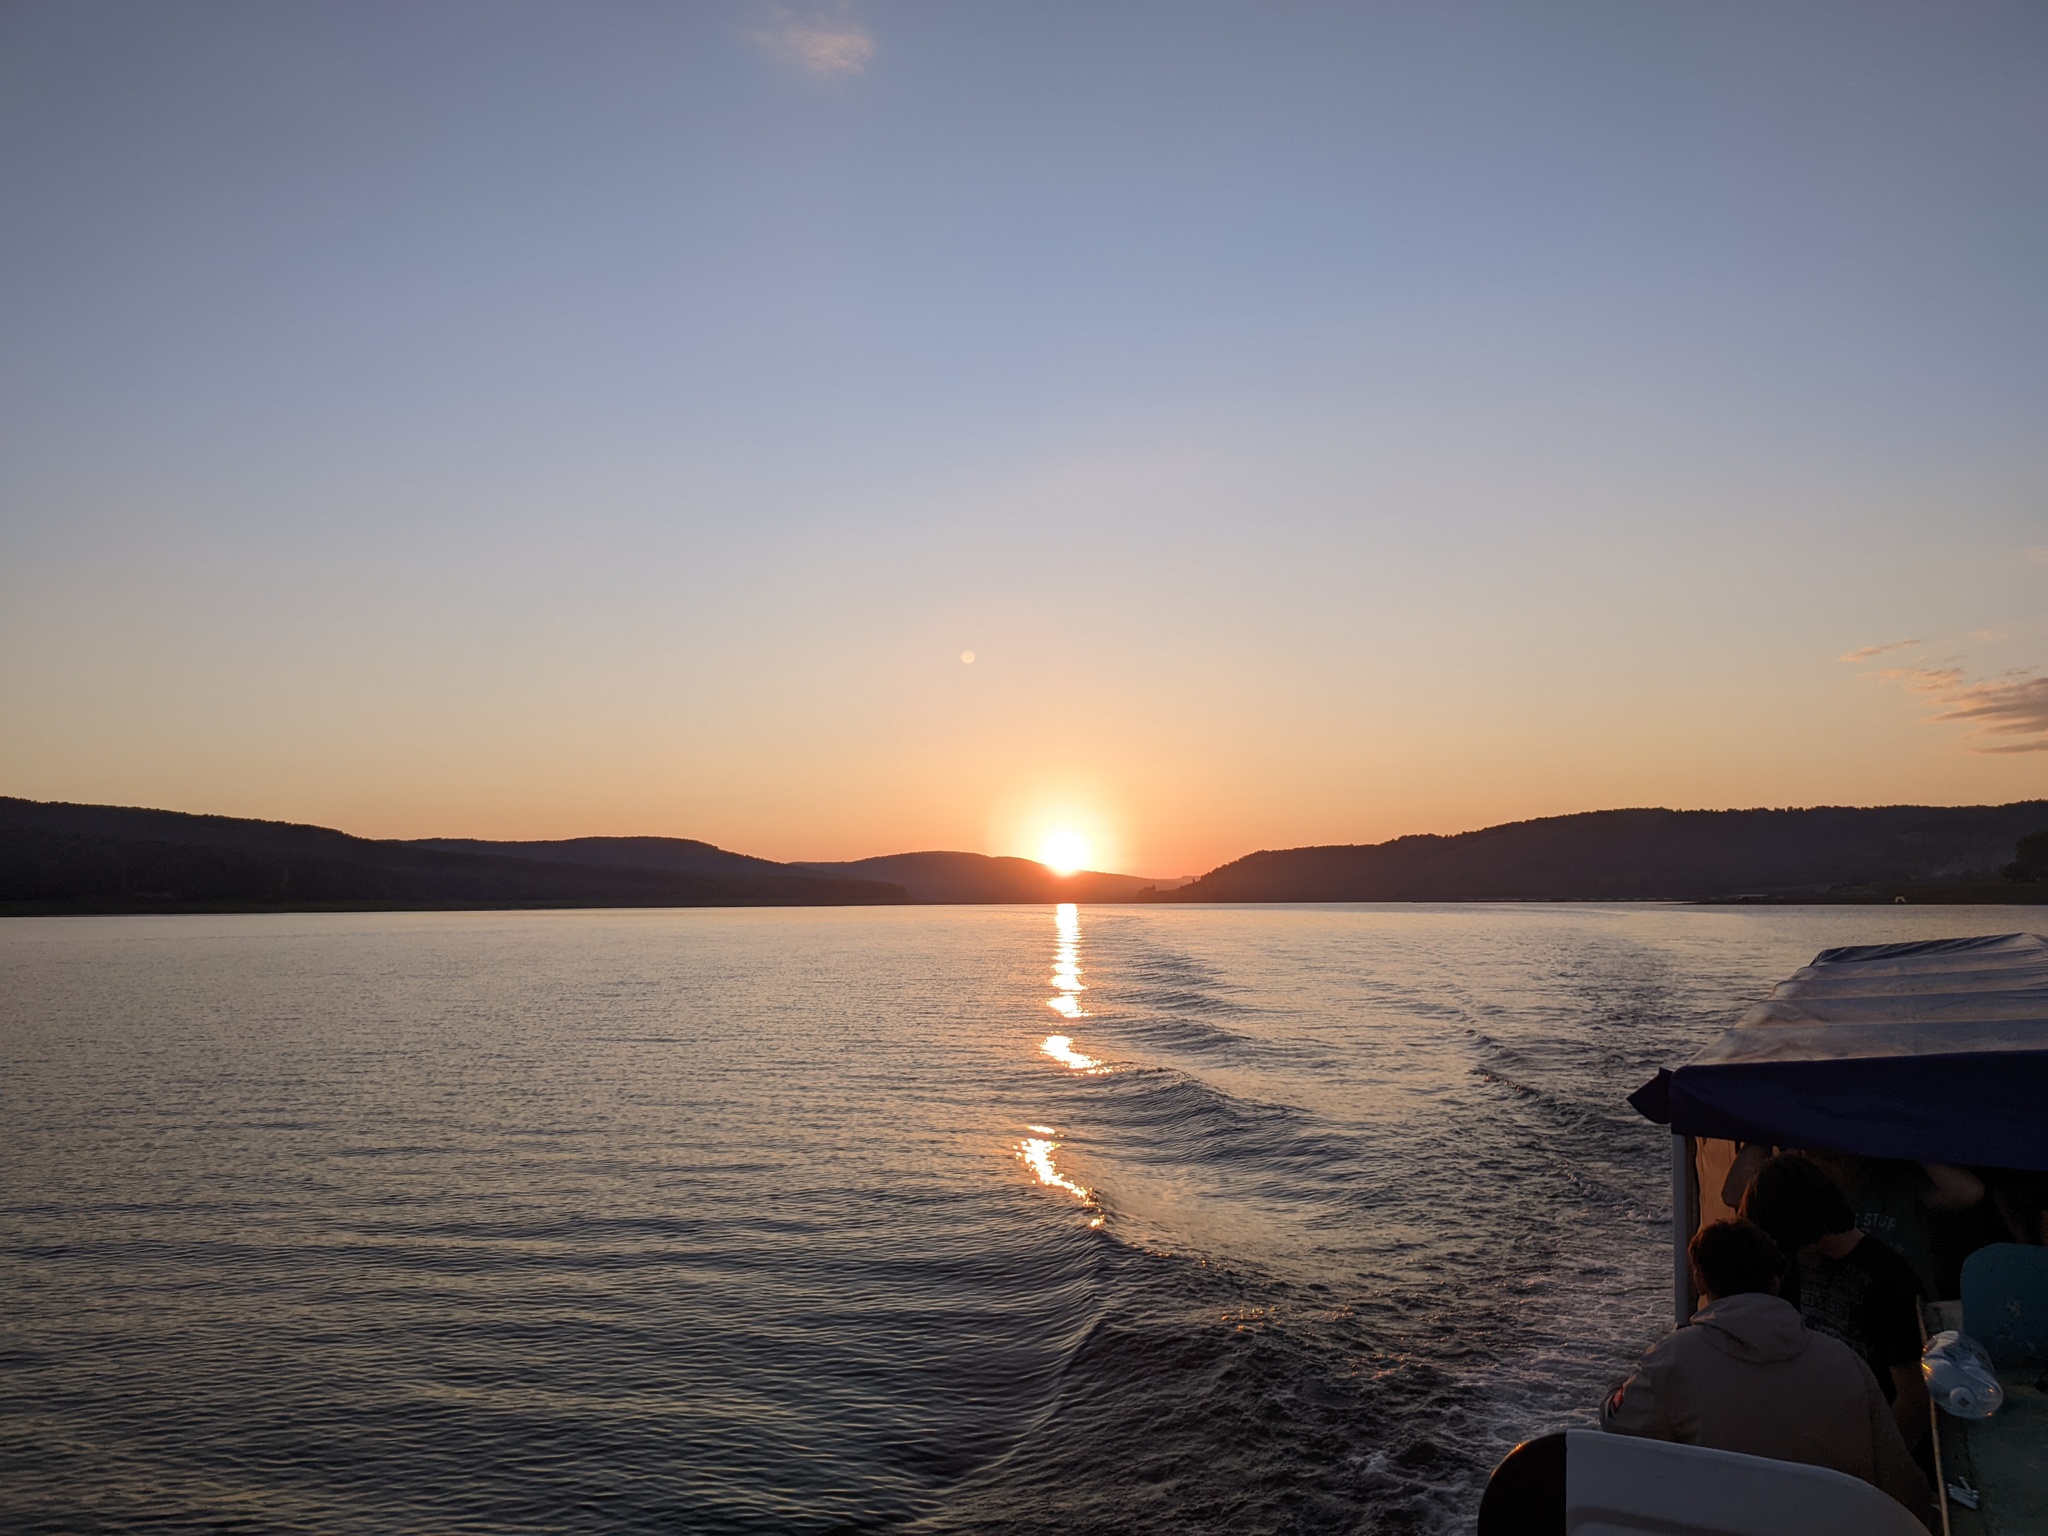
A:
1740,1152,1856,1256
1690,1219,1786,1300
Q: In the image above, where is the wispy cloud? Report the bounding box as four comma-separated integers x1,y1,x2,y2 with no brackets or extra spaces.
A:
747,3,876,76
1839,638,1919,663
1868,664,2048,754
1926,674,2048,754
2026,547,2048,566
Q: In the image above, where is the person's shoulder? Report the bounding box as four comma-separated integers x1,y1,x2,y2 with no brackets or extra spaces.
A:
1635,1323,1689,1356
1632,1321,1707,1371
1795,1321,1855,1359
1796,1322,1887,1390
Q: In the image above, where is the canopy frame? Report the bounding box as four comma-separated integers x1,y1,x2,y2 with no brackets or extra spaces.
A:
1631,933,2048,1176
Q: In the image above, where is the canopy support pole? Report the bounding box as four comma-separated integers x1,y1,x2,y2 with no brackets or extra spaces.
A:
1672,1133,1695,1327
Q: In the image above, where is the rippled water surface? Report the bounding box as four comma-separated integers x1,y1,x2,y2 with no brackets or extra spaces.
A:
2,903,2025,1532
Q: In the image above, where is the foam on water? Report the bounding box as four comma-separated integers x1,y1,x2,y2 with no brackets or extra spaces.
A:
0,902,2018,1532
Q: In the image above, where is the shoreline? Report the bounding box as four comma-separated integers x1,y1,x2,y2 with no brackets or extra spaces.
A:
8,889,2045,919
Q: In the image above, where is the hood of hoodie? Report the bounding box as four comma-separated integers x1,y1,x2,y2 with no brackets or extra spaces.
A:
1690,1292,1810,1364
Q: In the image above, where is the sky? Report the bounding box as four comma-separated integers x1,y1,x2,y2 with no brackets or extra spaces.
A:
1,0,2044,875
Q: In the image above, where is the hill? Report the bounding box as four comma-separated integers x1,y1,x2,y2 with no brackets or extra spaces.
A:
418,837,1158,903
0,800,908,913
409,835,791,880
11,796,2046,915
1149,803,2048,904
794,851,1158,904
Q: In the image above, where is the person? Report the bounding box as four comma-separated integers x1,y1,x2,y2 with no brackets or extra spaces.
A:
1738,1153,1929,1451
1986,1165,2048,1247
1601,1219,1931,1527
1800,1151,1982,1299
1720,1140,1777,1210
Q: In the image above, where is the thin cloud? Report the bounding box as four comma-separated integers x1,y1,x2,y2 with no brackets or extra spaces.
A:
748,4,875,76
2026,548,2048,565
1839,638,1920,663
1874,665,1967,694
1870,665,2048,755
1929,674,2048,754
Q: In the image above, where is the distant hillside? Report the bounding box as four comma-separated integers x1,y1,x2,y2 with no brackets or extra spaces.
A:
1151,803,2048,904
410,835,790,880
418,837,1159,903
13,795,2045,916
0,800,908,912
795,851,1159,904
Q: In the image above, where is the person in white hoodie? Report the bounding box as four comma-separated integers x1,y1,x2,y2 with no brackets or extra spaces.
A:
1601,1218,1932,1528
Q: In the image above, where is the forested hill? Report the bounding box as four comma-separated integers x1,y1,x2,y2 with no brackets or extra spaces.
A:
0,799,909,912
794,851,1158,903
414,838,1163,903
0,800,1155,912
1150,804,2048,904
9,796,2048,914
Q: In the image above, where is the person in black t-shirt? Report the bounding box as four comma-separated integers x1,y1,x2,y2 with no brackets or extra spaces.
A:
1741,1152,1930,1450
1794,1230,1924,1407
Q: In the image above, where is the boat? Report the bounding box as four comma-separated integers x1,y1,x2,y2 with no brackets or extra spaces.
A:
1479,933,2048,1536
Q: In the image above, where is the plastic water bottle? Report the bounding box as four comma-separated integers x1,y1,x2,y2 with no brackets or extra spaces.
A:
1923,1330,2004,1419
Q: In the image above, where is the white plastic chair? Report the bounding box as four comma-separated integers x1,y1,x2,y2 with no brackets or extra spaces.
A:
1479,1428,1926,1536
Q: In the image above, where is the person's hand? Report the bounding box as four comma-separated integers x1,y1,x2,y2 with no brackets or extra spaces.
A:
1721,1143,1773,1209
1922,1164,1984,1210
1890,1365,1929,1446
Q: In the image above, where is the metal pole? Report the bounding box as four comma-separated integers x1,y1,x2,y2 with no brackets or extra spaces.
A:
1672,1132,1693,1327
1920,1300,1952,1536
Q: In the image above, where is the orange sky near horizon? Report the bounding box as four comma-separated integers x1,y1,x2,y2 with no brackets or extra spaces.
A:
7,584,2043,878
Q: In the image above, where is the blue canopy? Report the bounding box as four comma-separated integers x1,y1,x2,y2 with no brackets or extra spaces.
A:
1629,933,2048,1171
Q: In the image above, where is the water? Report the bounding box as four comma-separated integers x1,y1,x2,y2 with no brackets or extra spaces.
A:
2,902,2028,1533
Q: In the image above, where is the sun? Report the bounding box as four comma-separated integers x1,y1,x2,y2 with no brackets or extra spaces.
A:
1039,829,1091,876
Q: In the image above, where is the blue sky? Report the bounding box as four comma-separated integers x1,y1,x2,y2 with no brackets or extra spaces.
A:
2,1,2043,871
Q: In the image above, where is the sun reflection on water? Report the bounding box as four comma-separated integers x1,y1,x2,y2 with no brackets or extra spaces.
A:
1019,908,1106,1226
1019,1126,1096,1218
1041,1034,1103,1071
1048,901,1086,1018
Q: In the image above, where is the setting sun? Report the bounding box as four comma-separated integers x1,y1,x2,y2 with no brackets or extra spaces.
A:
1038,829,1091,875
